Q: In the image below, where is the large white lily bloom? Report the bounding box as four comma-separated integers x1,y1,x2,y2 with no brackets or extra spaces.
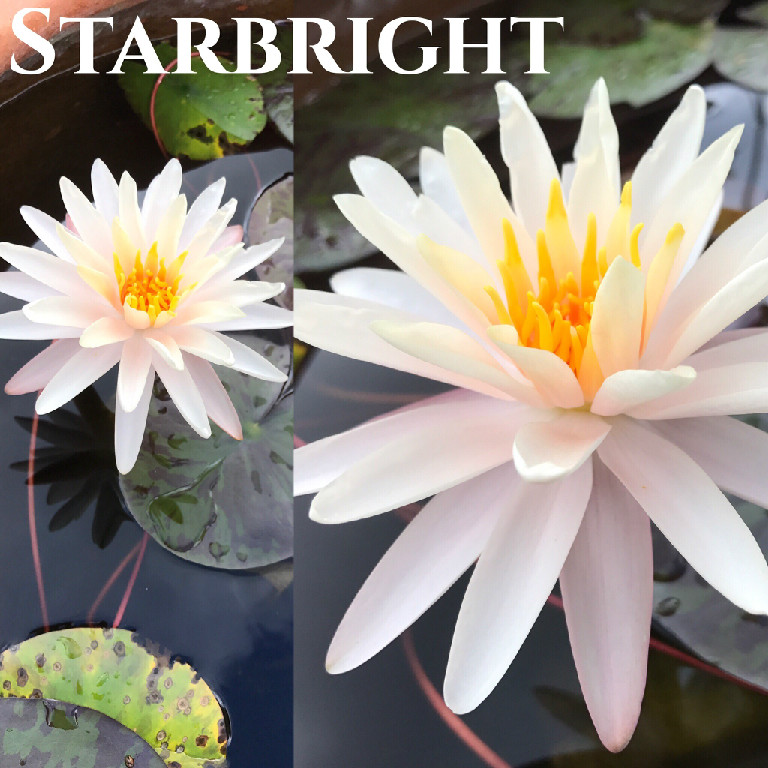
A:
0,159,291,473
295,79,768,751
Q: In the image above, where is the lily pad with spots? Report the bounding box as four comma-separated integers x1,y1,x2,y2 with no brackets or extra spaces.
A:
0,628,228,767
256,24,293,143
0,697,166,768
121,334,293,570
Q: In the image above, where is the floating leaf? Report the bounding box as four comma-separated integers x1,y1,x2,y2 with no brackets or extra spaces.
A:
119,43,266,160
121,334,293,570
524,19,715,118
0,697,166,768
0,628,228,767
257,25,293,143
248,176,294,310
712,26,768,93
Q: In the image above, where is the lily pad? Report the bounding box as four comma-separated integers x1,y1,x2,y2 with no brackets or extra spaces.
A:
0,628,228,767
524,19,715,118
257,24,293,143
120,335,293,570
248,176,294,310
738,1,768,26
712,26,768,93
0,697,165,768
119,43,266,160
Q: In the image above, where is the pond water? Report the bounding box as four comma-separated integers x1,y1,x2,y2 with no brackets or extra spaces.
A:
0,61,293,767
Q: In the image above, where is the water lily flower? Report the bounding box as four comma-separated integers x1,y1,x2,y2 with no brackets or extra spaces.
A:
295,79,768,751
0,159,291,473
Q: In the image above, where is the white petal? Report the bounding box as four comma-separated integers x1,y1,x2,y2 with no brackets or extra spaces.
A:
143,330,184,370
117,335,153,413
0,243,87,296
179,177,226,251
23,296,109,328
91,159,119,223
204,279,284,308
350,156,418,230
419,146,473,233
155,194,188,263
309,399,530,523
153,355,211,438
141,158,183,242
183,354,242,439
443,460,593,713
0,271,58,302
0,310,82,340
19,207,72,261
200,302,292,331
5,339,81,395
591,366,696,417
80,316,133,348
115,370,154,474
598,417,768,614
295,389,493,496
36,344,121,414
495,81,559,236
687,329,768,368
118,171,145,252
185,200,237,263
513,411,609,481
214,333,287,382
60,176,112,255
201,239,282,288
560,458,652,752
327,464,519,673
654,416,768,509
168,326,234,366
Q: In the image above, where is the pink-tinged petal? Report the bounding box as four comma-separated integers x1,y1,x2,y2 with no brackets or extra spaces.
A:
442,126,536,275
654,417,768,509
370,320,539,404
179,177,226,251
143,330,184,371
154,355,211,438
36,344,121,414
327,463,519,674
203,280,284,308
598,417,768,615
80,317,133,348
117,335,153,413
183,354,242,440
688,329,768,368
210,224,244,253
444,460,593,713
0,244,87,296
630,85,706,231
309,399,530,523
513,411,609,482
6,339,81,395
60,176,113,256
560,458,652,753
91,159,119,223
172,301,245,327
23,297,108,329
19,206,73,262
487,325,584,408
496,81,559,237
186,200,237,263
591,367,696,417
115,371,154,474
0,271,58,302
118,171,146,252
155,195,188,263
202,240,282,287
122,302,151,330
331,267,457,326
643,199,768,368
215,333,287,382
295,390,514,496
0,310,82,340
628,363,768,420
294,290,515,400
168,326,233,366
200,302,292,331
590,257,645,377
141,158,182,241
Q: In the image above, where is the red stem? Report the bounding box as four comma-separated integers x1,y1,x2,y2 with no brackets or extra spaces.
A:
112,532,149,628
86,539,142,626
27,409,49,631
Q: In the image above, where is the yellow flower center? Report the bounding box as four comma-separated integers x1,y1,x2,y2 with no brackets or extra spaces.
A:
484,179,684,380
113,243,190,325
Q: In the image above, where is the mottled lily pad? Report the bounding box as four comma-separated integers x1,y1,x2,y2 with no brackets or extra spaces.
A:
712,26,768,93
0,697,166,768
0,628,228,767
119,43,266,160
121,335,293,570
248,176,294,310
257,25,293,143
524,19,715,118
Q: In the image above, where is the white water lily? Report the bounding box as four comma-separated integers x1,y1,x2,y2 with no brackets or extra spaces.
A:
295,79,768,751
0,159,291,473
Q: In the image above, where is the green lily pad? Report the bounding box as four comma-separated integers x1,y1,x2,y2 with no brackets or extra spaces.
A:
119,43,266,160
712,26,768,93
257,25,293,143
524,19,715,118
0,628,228,767
0,697,166,768
120,335,293,570
248,176,294,310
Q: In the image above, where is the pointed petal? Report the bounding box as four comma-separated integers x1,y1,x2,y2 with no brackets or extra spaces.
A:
591,366,696,417
153,355,211,438
598,417,768,614
115,371,154,474
419,146,473,233
327,464,519,673
0,271,58,302
23,296,108,328
350,155,418,230
118,171,145,252
5,339,81,395
60,176,112,255
144,330,184,370
0,310,82,340
215,334,287,382
80,316,133,348
200,302,292,331
179,177,226,251
168,326,234,366
560,459,652,753
19,207,72,261
141,158,183,241
444,461,593,713
183,354,242,439
117,335,153,413
91,159,119,222
0,243,88,296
